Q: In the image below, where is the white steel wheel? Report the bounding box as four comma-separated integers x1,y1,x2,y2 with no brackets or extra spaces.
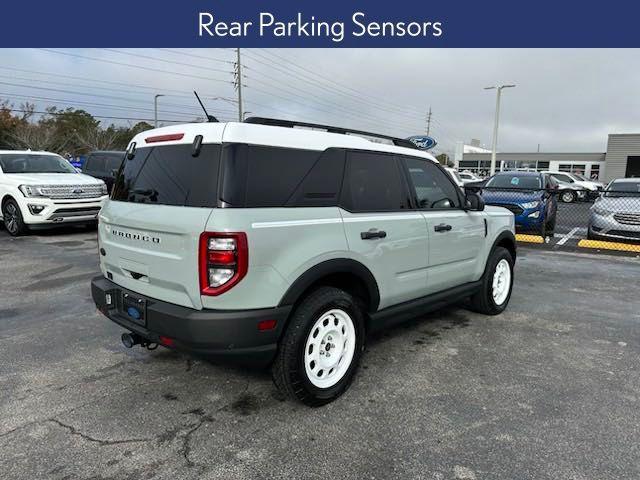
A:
304,309,356,389
492,259,512,306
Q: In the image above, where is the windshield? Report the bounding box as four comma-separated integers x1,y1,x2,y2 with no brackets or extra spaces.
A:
605,180,640,197
573,173,588,181
551,173,574,184
486,174,541,189
0,154,77,174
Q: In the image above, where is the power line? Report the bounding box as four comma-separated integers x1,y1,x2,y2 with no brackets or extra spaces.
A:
6,108,190,124
242,64,423,135
242,50,426,130
156,48,235,65
103,49,234,76
38,49,235,85
0,65,237,105
0,74,238,115
253,49,428,118
0,92,234,121
253,49,464,138
0,80,236,118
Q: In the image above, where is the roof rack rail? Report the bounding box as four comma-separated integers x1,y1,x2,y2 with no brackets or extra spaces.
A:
243,117,418,150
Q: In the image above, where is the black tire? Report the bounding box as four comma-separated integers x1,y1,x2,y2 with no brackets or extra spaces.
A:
2,199,28,236
545,215,556,238
560,190,576,203
470,246,514,315
538,220,547,239
272,286,365,407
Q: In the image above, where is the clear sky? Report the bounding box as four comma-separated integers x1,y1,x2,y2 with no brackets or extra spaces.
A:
1,49,638,155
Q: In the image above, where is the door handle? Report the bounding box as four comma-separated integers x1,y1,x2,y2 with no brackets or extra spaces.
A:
360,229,387,240
434,223,452,232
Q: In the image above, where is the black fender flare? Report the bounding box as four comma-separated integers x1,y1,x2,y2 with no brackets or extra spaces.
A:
278,258,380,312
486,230,517,269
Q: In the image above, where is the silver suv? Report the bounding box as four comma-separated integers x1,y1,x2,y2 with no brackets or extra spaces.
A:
91,118,516,406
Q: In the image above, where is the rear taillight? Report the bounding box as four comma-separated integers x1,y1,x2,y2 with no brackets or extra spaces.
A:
199,232,248,296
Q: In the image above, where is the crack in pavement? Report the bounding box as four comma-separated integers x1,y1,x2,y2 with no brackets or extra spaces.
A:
48,419,153,446
178,380,251,470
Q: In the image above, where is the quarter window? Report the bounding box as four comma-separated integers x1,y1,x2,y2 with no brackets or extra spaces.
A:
340,151,409,212
403,157,460,209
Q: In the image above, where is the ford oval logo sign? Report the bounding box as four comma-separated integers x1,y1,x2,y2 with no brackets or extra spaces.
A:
407,136,437,150
127,307,141,320
73,188,84,194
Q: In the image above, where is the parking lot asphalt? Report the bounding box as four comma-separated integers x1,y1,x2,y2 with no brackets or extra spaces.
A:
1,226,640,480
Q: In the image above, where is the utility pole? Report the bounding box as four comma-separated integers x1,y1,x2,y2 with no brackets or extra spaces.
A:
154,94,165,128
484,84,516,175
426,107,432,136
235,48,243,122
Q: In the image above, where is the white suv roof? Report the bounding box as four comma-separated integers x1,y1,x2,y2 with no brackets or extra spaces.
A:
130,121,439,163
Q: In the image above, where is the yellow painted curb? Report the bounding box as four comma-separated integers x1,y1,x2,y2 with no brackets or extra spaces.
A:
578,239,640,253
516,234,545,244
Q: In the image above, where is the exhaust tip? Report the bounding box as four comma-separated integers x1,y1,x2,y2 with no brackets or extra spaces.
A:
121,332,141,348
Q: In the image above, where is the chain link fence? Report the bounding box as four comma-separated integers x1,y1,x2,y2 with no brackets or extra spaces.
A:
466,185,640,253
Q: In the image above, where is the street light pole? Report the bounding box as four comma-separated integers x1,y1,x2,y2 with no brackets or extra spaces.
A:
485,84,515,175
154,94,165,128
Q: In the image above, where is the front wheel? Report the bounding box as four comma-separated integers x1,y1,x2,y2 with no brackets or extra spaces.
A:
470,247,514,315
2,199,28,236
272,287,365,407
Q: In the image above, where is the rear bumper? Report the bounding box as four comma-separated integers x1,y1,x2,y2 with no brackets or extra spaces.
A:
91,276,291,367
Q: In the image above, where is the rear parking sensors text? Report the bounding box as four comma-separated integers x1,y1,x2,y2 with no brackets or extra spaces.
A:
198,12,443,43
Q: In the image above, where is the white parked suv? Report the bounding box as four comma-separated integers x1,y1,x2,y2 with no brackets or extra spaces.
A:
0,150,108,236
91,118,516,406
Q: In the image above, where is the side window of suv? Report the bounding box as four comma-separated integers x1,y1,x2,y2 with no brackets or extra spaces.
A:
403,157,461,209
85,155,105,173
340,151,409,212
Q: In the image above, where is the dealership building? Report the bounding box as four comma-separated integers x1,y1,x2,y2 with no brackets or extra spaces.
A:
455,133,640,182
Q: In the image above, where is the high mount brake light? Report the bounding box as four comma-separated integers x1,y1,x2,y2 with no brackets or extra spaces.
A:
199,232,248,296
145,133,185,143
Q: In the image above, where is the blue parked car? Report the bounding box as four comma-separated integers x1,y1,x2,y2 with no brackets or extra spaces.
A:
478,172,558,237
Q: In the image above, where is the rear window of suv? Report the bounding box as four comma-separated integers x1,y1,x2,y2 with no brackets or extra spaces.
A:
111,144,220,207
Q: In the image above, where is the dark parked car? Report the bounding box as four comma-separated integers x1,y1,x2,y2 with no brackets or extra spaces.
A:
476,171,558,237
82,151,125,193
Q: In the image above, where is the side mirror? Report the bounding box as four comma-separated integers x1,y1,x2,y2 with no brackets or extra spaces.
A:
465,191,485,211
466,180,485,188
111,169,120,178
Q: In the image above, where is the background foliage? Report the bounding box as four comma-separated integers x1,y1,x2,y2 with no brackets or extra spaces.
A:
0,100,153,154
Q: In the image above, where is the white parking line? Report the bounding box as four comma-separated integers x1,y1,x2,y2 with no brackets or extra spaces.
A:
557,227,580,246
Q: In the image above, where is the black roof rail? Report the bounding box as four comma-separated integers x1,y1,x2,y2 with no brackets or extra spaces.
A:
243,117,418,150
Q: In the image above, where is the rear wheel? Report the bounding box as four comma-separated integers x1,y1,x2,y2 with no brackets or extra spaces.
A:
561,190,576,203
2,199,28,236
470,247,514,315
272,287,365,407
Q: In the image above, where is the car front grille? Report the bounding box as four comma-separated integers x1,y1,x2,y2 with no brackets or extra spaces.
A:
614,213,640,225
607,230,640,239
39,185,105,199
49,206,102,219
490,203,524,215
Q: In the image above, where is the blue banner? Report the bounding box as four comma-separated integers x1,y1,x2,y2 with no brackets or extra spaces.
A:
1,0,639,47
